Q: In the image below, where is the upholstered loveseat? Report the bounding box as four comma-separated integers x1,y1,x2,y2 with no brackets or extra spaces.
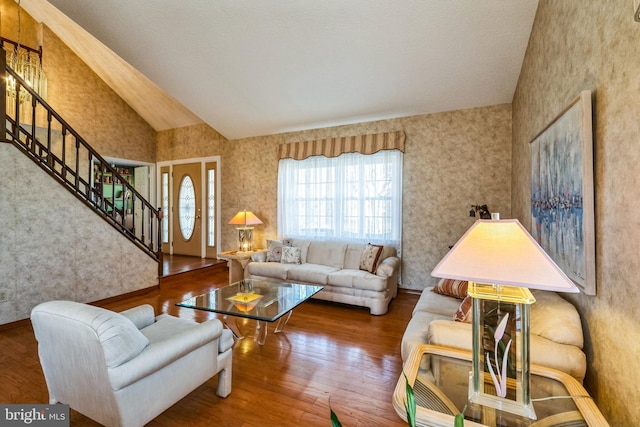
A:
401,280,587,382
246,239,401,315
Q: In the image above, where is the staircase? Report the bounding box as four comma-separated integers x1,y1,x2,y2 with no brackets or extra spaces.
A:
2,59,162,271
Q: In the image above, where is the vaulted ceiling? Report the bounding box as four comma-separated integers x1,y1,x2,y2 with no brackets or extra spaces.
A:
21,0,538,140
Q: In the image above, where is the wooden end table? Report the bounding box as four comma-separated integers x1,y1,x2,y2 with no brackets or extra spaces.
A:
393,345,609,427
217,250,255,284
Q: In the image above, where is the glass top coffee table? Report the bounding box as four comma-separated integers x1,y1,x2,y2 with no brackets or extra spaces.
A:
176,279,323,345
393,345,609,427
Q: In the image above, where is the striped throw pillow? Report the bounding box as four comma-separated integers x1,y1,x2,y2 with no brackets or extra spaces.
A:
453,295,473,323
432,278,468,299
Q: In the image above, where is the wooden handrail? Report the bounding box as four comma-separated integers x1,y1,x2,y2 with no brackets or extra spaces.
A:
3,50,162,265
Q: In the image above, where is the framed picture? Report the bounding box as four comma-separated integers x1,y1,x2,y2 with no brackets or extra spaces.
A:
530,91,595,295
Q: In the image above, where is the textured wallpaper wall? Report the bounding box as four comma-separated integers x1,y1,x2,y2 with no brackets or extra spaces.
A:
0,0,159,325
512,1,640,424
224,105,512,289
156,105,512,290
0,145,158,325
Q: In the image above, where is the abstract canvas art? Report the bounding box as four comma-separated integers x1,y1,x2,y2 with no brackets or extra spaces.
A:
530,91,596,295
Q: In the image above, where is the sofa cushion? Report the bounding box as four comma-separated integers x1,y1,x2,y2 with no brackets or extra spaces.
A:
413,287,463,317
287,263,339,285
359,243,384,273
530,290,583,348
305,241,347,268
247,261,297,280
288,239,312,263
433,278,468,299
344,243,367,269
328,269,388,292
426,319,586,381
281,246,302,264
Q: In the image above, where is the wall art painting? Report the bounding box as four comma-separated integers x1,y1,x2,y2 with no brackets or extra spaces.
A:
530,90,596,295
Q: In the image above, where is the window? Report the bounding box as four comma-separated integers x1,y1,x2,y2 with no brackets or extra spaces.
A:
161,171,169,243
278,150,402,252
178,175,196,240
207,167,216,247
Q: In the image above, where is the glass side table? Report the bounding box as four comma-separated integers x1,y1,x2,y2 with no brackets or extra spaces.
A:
393,345,609,427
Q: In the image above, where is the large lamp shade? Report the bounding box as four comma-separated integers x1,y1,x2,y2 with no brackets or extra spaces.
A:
432,219,578,293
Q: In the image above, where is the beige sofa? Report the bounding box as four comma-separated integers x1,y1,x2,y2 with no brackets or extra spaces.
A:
401,285,587,382
247,239,401,315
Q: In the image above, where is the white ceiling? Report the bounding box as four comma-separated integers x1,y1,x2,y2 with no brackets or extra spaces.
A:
22,0,538,140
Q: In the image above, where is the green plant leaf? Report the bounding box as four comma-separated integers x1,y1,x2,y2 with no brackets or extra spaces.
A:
454,405,467,427
330,407,343,427
403,372,416,427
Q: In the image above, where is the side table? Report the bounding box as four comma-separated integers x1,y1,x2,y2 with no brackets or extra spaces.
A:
393,345,609,427
217,250,255,284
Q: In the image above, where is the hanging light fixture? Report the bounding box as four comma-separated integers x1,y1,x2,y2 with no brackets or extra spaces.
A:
2,0,48,102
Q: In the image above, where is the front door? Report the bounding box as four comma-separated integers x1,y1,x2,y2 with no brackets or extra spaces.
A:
172,163,202,257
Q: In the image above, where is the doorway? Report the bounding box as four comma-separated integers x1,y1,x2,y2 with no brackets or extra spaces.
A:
172,163,202,257
158,157,220,258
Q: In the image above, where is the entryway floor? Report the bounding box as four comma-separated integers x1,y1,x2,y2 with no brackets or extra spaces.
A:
161,254,224,277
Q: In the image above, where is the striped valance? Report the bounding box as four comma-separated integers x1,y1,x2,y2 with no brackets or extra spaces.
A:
278,130,405,160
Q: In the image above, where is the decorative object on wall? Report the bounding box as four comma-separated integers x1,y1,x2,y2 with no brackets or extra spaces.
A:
469,204,491,219
0,0,48,101
529,90,595,295
635,0,640,21
228,210,263,251
432,218,579,419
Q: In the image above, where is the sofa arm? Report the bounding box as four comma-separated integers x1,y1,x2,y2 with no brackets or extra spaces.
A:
427,319,472,351
108,318,223,390
252,250,268,262
376,256,400,278
119,304,155,330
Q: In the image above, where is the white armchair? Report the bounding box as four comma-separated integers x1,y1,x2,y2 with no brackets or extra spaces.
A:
31,301,233,427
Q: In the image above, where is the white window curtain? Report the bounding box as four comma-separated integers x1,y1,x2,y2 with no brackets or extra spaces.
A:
277,149,403,255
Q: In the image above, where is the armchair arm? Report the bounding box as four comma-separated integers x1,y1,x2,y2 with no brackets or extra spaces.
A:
376,256,400,278
119,304,155,330
108,318,223,390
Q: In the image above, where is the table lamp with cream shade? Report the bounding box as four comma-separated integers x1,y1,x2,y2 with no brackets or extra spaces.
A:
431,215,579,419
228,210,263,251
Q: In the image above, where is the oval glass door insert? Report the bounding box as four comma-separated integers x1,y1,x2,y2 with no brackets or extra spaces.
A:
178,175,196,240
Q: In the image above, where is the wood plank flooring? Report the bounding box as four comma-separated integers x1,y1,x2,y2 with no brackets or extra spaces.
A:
161,254,225,277
0,264,419,426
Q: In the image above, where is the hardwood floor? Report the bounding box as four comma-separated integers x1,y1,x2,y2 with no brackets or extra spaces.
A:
0,264,418,426
161,254,225,277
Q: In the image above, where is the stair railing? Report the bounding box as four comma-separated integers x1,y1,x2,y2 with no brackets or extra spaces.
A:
2,52,162,268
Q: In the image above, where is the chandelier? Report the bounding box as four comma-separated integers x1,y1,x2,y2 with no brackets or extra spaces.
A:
2,0,47,102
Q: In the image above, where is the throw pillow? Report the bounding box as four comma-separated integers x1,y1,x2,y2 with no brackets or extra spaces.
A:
359,243,384,273
266,239,283,262
282,238,294,247
280,246,302,264
432,278,468,299
453,295,473,323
